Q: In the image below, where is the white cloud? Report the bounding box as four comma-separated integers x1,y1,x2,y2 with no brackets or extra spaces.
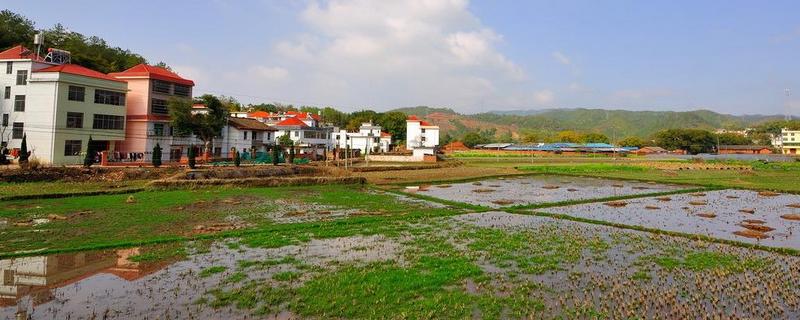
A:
223,0,529,111
253,66,289,80
552,51,571,65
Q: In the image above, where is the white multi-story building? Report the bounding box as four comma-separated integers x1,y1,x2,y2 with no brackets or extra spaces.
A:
780,128,800,155
0,45,128,165
331,122,392,154
405,115,439,157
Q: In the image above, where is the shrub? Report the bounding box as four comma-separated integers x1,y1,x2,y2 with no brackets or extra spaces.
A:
152,143,162,168
19,134,29,164
84,135,94,168
234,150,241,167
188,145,197,169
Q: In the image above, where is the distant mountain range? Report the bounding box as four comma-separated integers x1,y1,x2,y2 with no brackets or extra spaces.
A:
390,107,789,139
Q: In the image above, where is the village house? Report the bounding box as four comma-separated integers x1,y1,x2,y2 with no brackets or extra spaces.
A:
214,117,276,158
271,116,331,159
0,45,128,165
405,115,439,157
109,64,195,162
780,128,800,155
331,121,392,154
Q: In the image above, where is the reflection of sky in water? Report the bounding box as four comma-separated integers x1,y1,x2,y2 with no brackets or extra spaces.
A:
546,189,800,250
413,175,684,207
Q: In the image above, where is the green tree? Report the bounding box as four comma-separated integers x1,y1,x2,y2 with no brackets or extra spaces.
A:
653,129,716,154
462,131,489,148
557,131,584,143
716,133,752,145
497,131,514,143
378,111,407,142
617,136,648,148
234,150,241,167
18,134,28,164
169,95,228,158
152,143,162,167
187,145,196,169
83,135,94,168
346,110,379,131
219,95,242,112
440,133,453,146
0,10,36,50
271,146,280,165
583,132,610,143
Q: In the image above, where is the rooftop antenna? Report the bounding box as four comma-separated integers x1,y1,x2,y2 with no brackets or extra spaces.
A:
33,33,43,58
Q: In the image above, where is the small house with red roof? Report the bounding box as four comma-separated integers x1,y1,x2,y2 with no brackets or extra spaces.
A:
109,64,195,162
0,45,129,164
406,115,439,156
331,121,392,154
271,115,332,159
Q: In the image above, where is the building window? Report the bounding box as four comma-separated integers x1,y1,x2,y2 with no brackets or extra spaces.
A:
16,70,27,85
5,62,11,74
64,140,82,156
153,123,165,136
92,114,125,130
151,98,168,114
243,131,248,140
68,86,85,101
94,89,125,106
421,137,427,142
12,122,23,139
3,86,9,99
421,128,426,133
2,114,7,127
173,84,191,97
294,131,299,137
152,80,171,94
14,95,25,111
66,112,83,128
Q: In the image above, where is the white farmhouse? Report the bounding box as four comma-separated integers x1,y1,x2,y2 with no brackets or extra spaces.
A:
215,117,276,158
405,115,439,157
0,45,128,165
331,122,392,154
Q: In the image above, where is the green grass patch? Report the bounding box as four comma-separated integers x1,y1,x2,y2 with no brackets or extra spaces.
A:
199,266,228,278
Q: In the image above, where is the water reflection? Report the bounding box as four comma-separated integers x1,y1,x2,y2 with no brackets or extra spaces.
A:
0,247,176,318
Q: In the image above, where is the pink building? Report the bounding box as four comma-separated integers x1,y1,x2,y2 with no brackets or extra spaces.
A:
109,64,195,162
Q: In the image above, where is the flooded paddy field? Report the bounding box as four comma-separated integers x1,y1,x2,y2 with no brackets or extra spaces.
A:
544,189,800,250
407,175,686,208
3,209,798,319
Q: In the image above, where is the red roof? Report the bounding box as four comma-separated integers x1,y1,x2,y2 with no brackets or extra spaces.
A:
286,111,321,121
275,117,308,127
0,45,43,61
380,132,392,138
407,115,434,126
35,64,126,83
248,111,272,118
109,63,194,86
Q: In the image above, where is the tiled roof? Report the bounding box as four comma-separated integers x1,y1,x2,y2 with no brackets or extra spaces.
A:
229,117,276,131
275,117,309,127
0,45,44,61
35,64,126,83
109,64,194,86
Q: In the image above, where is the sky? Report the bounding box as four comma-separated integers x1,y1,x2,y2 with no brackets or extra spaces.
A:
5,0,800,115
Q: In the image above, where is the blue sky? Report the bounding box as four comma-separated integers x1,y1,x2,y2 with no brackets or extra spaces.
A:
6,0,800,115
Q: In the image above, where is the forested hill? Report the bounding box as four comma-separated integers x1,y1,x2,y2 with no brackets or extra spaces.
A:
390,106,788,139
1,10,149,73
